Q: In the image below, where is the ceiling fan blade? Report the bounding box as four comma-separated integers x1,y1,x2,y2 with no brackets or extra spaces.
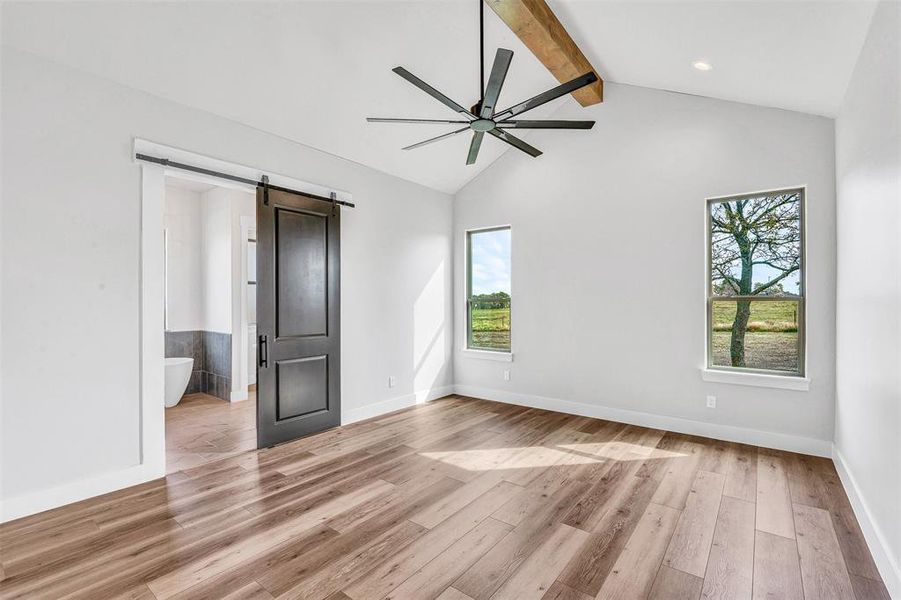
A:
487,129,542,157
493,72,599,120
466,131,485,165
496,120,595,129
392,67,476,119
403,126,471,151
480,49,514,118
368,118,471,124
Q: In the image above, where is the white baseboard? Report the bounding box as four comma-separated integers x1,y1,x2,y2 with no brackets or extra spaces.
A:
341,385,454,425
0,462,165,524
833,446,901,598
454,384,833,457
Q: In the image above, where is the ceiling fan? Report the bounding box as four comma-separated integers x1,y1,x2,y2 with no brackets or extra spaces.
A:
367,1,598,165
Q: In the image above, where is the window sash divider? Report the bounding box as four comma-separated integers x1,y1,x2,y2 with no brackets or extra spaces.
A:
709,295,803,302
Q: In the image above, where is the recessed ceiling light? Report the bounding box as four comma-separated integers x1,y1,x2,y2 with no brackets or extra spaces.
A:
693,61,713,71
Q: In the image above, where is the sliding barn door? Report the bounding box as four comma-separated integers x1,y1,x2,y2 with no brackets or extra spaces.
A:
256,186,340,448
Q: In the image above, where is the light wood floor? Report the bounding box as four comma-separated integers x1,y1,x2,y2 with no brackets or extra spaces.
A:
0,396,888,599
165,392,257,474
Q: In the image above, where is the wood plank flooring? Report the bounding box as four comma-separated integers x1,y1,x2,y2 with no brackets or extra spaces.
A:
0,395,888,599
165,392,256,473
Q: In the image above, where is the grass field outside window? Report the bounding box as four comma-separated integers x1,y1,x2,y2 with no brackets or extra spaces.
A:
711,300,799,371
469,303,511,350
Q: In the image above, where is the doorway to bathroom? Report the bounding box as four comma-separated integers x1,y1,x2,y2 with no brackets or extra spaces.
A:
163,174,258,473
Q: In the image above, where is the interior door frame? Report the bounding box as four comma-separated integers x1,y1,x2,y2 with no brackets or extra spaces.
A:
135,140,350,485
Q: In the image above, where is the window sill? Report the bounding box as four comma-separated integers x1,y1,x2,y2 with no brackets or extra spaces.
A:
461,349,513,362
700,368,809,391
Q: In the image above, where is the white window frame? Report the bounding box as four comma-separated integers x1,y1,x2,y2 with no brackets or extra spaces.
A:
462,225,513,361
702,187,810,390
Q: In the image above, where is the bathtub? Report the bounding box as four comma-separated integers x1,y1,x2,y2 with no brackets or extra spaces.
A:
165,357,194,408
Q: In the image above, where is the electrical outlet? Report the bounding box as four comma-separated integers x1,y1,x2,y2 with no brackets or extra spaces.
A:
503,369,510,381
388,376,396,388
706,395,716,408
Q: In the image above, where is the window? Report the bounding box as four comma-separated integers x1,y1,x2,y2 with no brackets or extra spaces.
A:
466,226,511,352
707,189,804,375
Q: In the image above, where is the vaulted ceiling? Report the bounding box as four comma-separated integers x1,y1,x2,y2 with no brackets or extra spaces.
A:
2,1,877,193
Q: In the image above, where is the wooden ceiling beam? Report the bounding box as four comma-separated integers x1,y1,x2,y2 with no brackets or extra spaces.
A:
485,0,603,106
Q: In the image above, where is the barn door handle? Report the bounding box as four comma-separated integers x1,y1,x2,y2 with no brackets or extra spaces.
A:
259,334,269,369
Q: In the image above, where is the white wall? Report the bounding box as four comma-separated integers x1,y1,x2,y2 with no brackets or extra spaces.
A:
200,187,234,334
834,1,901,594
455,82,837,451
164,185,203,331
166,183,256,397
0,47,453,509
